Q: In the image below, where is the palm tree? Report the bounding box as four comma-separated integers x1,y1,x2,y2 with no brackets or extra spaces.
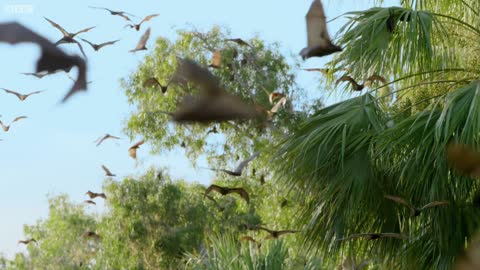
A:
276,0,480,269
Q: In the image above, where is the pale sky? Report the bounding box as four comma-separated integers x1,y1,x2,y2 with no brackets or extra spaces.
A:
0,0,397,258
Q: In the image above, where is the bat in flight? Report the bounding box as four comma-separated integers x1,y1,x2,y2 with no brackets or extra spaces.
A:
337,233,407,241
0,116,27,132
170,59,260,123
205,184,250,203
204,152,260,176
143,77,171,94
95,133,121,147
226,38,252,47
44,17,94,58
82,231,101,240
125,14,159,31
335,75,387,91
384,195,449,217
89,6,136,21
2,88,44,101
101,165,116,177
129,139,145,159
84,200,96,205
240,236,261,247
81,38,119,51
129,28,151,53
300,0,342,59
256,226,299,240
447,143,480,178
86,190,107,199
0,22,87,102
18,238,37,245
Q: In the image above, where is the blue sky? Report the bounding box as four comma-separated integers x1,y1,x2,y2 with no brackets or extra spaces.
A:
0,0,396,257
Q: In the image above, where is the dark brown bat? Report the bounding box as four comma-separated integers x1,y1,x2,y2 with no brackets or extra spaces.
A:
200,192,225,211
206,126,218,135
101,165,116,177
300,0,342,59
129,28,150,53
256,227,299,240
18,238,37,245
95,133,121,146
226,38,252,47
170,59,260,123
0,22,87,102
44,17,94,58
21,70,62,79
205,184,250,203
337,233,407,241
385,195,449,217
129,139,145,159
2,88,44,101
89,6,135,21
447,143,480,177
84,200,96,205
335,75,387,91
208,51,222,69
0,116,27,132
205,152,260,176
86,190,107,199
125,14,159,31
81,38,119,51
143,77,170,93
180,141,186,148
82,231,101,240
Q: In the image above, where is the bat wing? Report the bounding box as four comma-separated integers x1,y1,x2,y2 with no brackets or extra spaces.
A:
80,38,95,48
335,75,357,86
95,135,107,146
306,0,331,47
43,18,69,37
73,26,96,37
421,201,449,210
173,58,223,95
229,188,250,203
12,116,27,123
101,165,112,175
384,195,415,211
269,96,287,114
131,139,145,149
98,39,120,49
2,88,21,99
140,14,160,24
136,28,151,49
205,184,224,195
366,75,387,84
26,90,44,97
144,77,161,88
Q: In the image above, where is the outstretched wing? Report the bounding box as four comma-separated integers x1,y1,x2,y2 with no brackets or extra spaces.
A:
366,74,387,84
139,14,159,25
101,165,113,176
173,58,223,95
72,26,96,37
421,201,449,210
12,116,27,123
384,195,415,212
25,90,44,97
233,152,261,175
226,38,251,47
44,17,69,37
335,75,358,87
135,28,151,50
229,188,250,203
205,184,225,195
2,88,22,99
306,0,331,47
144,77,161,88
97,39,120,49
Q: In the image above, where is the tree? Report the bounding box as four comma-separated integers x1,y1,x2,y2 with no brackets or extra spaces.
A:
276,1,480,269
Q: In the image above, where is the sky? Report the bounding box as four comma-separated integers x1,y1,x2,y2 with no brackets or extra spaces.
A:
0,0,397,258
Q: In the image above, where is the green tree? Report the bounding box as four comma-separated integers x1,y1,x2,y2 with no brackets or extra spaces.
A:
276,1,480,269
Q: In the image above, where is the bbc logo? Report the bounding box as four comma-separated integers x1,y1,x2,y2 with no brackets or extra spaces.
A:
4,4,34,14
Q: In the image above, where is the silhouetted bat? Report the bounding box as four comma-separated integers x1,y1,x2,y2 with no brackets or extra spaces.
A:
0,116,27,132
95,134,121,147
86,190,107,199
125,14,159,31
18,238,36,245
44,17,94,58
143,77,170,93
89,6,135,21
205,152,260,176
335,75,387,91
2,88,44,101
129,28,150,52
129,139,145,159
205,184,250,203
300,0,342,59
0,22,87,102
337,233,407,241
101,165,116,177
226,38,252,47
385,195,449,217
81,38,119,51
256,226,299,239
170,59,260,123
84,200,96,205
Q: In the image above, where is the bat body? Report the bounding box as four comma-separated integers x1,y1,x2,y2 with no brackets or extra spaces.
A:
101,165,116,177
300,0,342,60
385,195,449,217
129,28,150,52
0,22,87,102
18,238,36,245
86,190,107,199
171,59,259,123
205,184,250,203
81,38,119,51
89,6,135,21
